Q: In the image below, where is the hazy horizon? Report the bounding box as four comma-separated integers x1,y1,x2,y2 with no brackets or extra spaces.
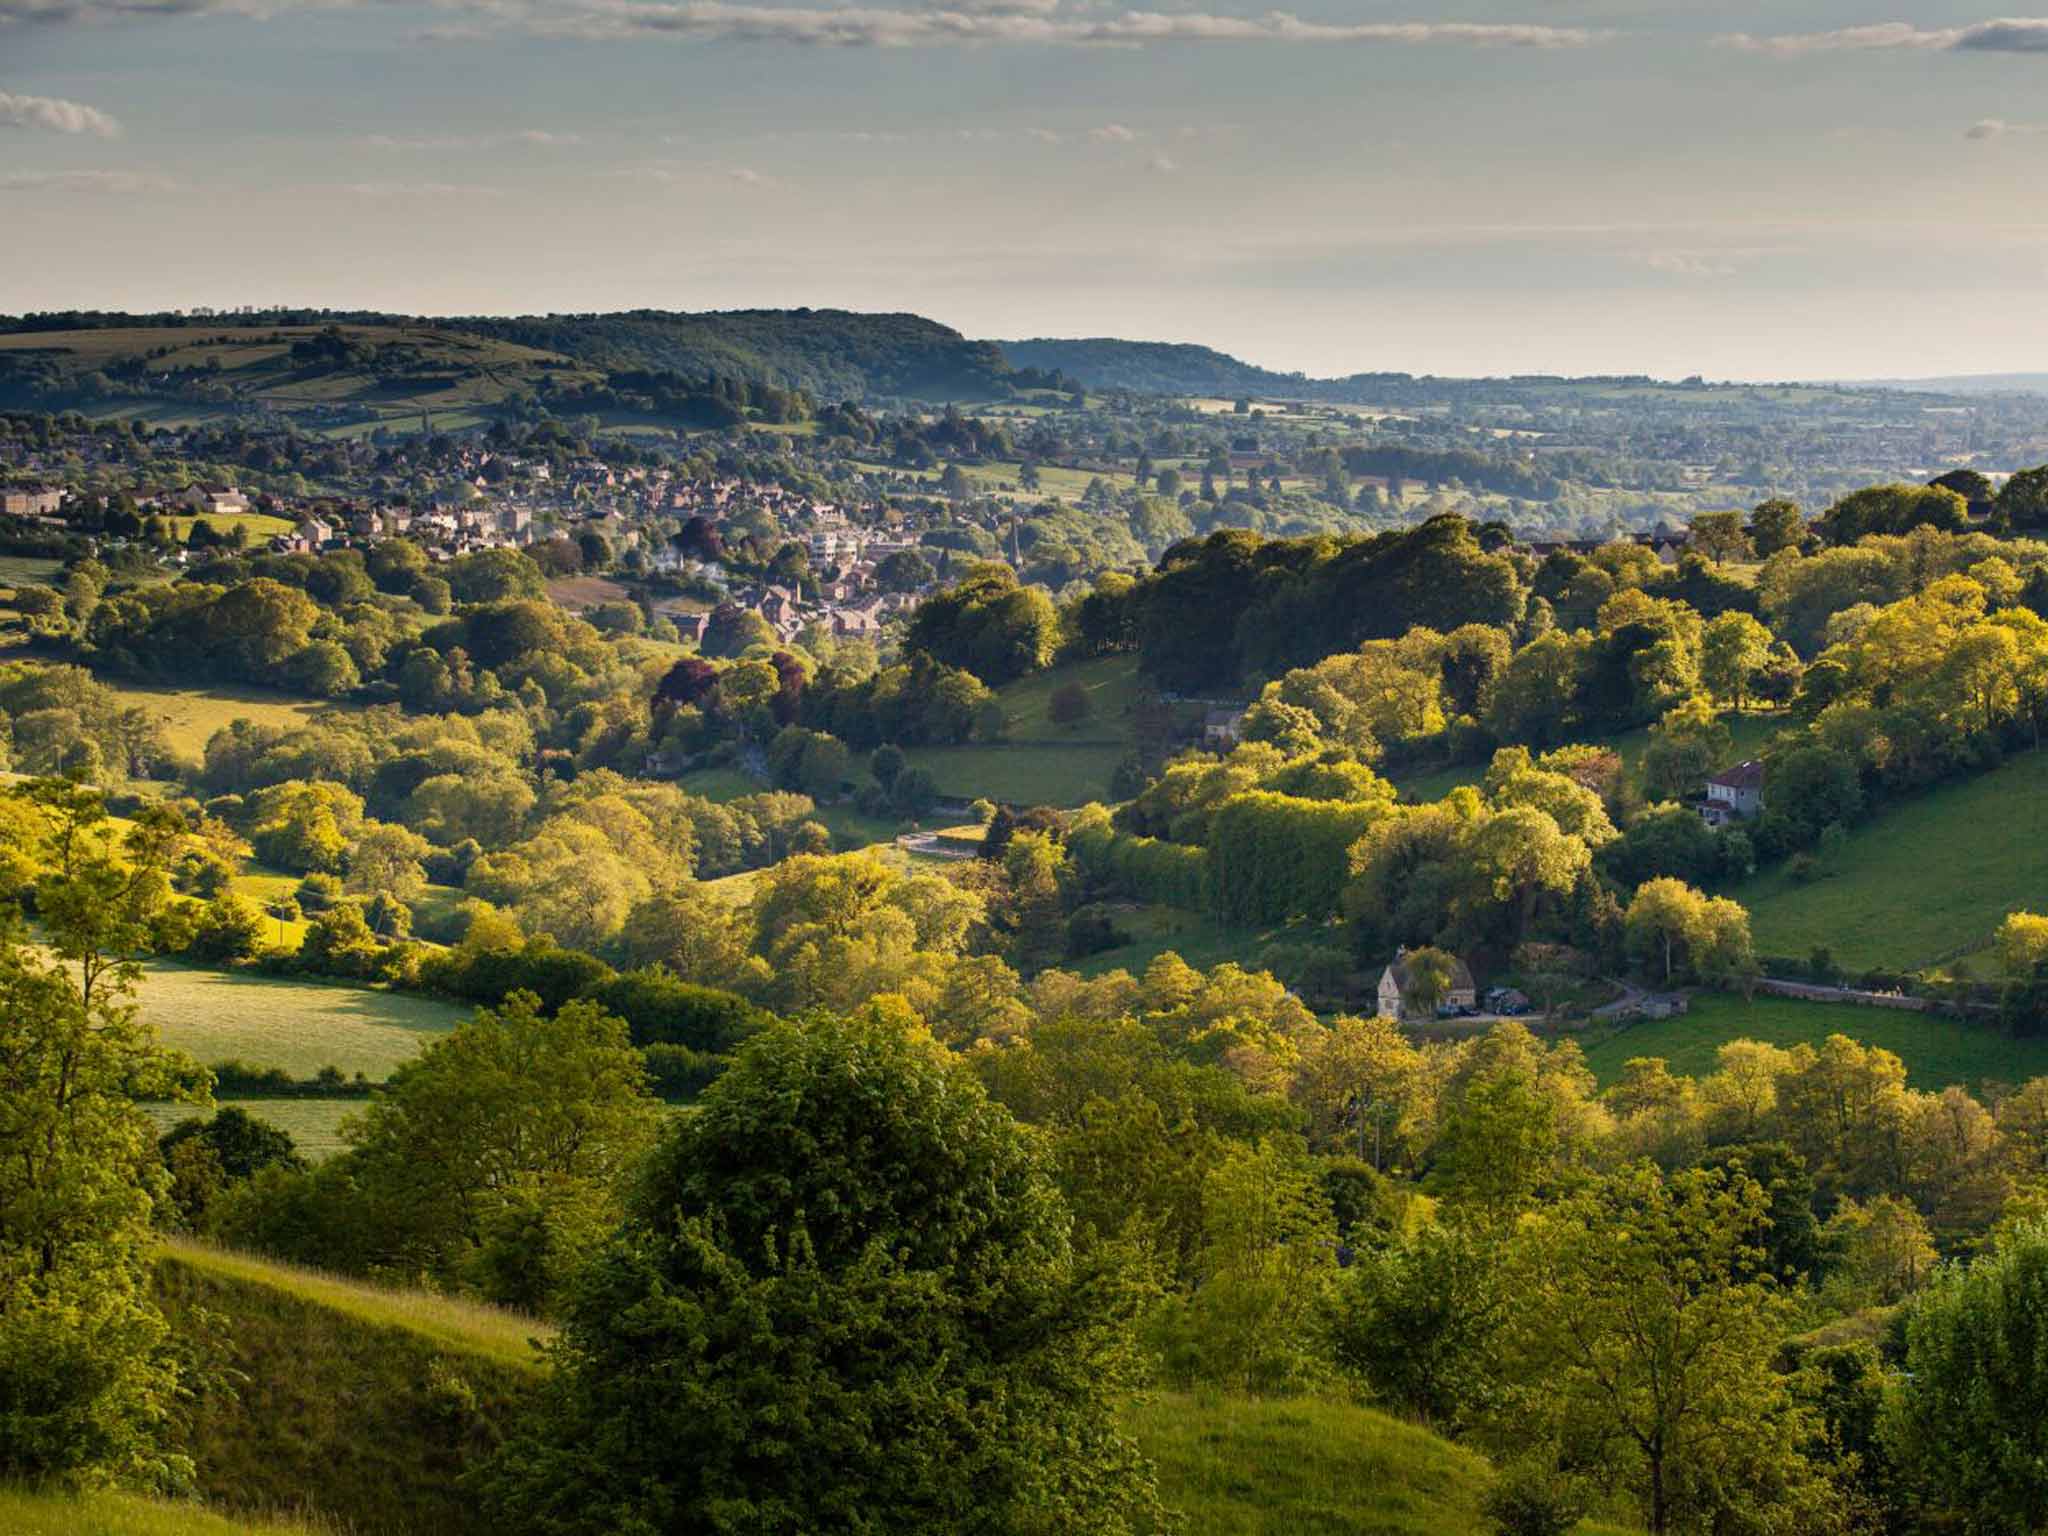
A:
6,0,2048,382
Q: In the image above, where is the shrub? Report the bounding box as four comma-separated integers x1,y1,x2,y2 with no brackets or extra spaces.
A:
1482,1459,1589,1536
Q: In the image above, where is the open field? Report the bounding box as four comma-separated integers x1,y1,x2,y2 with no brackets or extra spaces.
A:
1070,901,1274,979
1734,747,2048,972
902,741,1126,806
1581,991,2048,1092
0,554,64,589
136,959,464,1078
546,573,635,611
104,679,347,759
145,1097,361,1160
991,653,1144,744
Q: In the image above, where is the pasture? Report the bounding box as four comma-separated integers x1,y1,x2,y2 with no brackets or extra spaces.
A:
1734,747,2048,972
136,960,464,1079
145,1097,360,1161
107,679,346,759
1070,901,1271,979
901,741,1125,806
1580,991,2048,1092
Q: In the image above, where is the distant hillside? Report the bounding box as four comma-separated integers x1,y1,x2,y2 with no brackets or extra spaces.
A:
1001,336,1308,396
451,308,1028,401
1860,372,2048,397
0,308,1050,423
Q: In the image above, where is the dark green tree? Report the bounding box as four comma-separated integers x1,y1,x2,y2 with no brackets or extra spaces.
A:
482,1013,1168,1536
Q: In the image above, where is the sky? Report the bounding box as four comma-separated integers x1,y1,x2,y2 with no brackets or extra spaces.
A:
2,0,2047,381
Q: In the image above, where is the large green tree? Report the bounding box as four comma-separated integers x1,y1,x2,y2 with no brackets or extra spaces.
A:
0,781,201,1484
1884,1218,2048,1532
1499,1164,1838,1535
483,1012,1168,1536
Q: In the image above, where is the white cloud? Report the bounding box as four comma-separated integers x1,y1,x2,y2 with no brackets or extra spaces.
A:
0,89,122,136
528,3,1610,50
728,165,771,185
343,179,505,197
0,167,171,191
1640,249,1737,279
1967,117,2048,139
359,127,582,149
1088,122,1137,142
1721,17,2048,57
1147,150,1177,173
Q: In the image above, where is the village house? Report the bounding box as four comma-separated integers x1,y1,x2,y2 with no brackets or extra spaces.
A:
0,486,65,518
1202,707,1246,749
1377,951,1479,1021
1699,760,1765,828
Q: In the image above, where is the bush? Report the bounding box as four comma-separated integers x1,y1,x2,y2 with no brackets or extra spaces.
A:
1482,1459,1589,1536
640,1042,728,1101
1065,906,1130,959
295,872,344,912
585,969,768,1053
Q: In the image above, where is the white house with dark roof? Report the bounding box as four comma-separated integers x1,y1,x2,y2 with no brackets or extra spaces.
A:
1699,759,1765,827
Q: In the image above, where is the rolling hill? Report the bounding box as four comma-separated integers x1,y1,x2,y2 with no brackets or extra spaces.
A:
0,308,1044,423
145,1238,1636,1536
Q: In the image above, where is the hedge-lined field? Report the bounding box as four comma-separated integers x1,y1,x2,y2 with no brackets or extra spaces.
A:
1582,991,2048,1091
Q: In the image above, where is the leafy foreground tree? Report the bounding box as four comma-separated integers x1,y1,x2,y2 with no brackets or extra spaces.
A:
482,1011,1172,1536
1884,1218,2048,1533
0,780,201,1485
1497,1163,1840,1536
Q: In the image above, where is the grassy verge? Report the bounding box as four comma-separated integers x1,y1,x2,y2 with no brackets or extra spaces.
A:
1580,991,2048,1092
0,1489,325,1536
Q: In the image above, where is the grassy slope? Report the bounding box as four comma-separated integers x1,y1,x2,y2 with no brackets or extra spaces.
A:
1734,747,2048,972
1581,991,2048,1092
152,1240,547,1536
102,680,351,760
155,1242,1637,1536
138,959,465,1079
0,1490,323,1536
903,654,1145,808
1133,1393,1636,1536
1,323,595,428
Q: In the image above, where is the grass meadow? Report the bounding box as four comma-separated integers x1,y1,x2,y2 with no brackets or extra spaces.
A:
145,1098,362,1160
136,959,464,1079
1734,747,2048,972
1395,709,1789,804
1581,991,2048,1092
103,680,348,760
